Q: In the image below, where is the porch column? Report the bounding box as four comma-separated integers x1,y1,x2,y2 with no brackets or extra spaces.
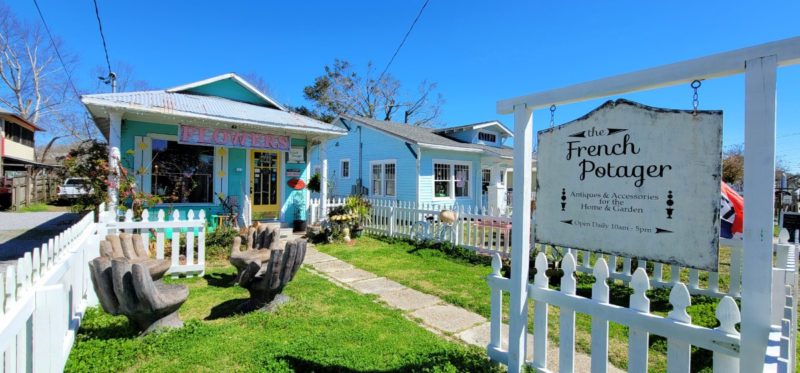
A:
107,111,122,213
320,140,328,219
487,164,507,214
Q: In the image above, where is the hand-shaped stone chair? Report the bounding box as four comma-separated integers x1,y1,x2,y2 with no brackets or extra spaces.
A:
100,233,171,280
236,239,307,312
88,255,188,334
229,224,281,282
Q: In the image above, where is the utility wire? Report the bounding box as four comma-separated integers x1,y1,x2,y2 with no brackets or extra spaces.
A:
32,0,81,99
92,0,112,74
377,0,430,82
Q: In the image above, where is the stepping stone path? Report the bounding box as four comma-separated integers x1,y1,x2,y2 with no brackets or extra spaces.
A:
296,235,622,373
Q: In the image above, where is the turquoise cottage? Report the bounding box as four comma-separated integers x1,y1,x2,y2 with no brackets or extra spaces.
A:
81,73,345,227
310,116,536,212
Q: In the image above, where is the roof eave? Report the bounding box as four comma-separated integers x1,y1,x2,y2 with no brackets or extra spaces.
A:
81,97,346,137
165,73,287,111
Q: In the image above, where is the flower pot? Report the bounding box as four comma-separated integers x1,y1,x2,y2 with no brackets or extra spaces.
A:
293,219,307,233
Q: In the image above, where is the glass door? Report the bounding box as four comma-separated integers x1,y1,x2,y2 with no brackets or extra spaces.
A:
251,150,281,220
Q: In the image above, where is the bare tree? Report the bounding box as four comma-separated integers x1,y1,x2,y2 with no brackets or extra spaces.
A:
240,72,272,96
0,3,93,161
303,59,443,127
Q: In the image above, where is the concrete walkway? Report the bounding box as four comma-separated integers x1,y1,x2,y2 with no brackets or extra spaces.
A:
300,241,623,373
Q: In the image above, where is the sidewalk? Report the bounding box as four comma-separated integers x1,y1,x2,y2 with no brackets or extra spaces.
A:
299,240,622,373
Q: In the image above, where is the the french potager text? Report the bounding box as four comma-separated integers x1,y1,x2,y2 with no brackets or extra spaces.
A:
565,127,672,187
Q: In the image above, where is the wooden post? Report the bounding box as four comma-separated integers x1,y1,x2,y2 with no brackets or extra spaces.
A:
320,140,328,220
740,54,777,373
507,104,533,372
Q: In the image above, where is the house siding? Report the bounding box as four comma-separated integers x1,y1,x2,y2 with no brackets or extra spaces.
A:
310,120,417,202
419,149,482,209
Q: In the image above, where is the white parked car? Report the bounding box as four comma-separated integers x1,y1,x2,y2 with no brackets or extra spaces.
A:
57,178,93,202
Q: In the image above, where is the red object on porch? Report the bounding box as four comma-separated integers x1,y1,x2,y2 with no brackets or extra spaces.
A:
288,178,306,190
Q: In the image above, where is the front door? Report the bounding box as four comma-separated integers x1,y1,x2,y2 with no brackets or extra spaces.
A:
251,150,281,220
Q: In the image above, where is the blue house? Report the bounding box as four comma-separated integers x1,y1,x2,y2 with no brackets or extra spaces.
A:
310,116,527,212
82,73,346,226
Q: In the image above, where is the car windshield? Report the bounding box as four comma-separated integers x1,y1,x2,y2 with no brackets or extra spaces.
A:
65,179,87,186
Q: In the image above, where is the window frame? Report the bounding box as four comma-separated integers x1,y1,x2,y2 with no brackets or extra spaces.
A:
478,132,497,143
340,158,351,179
146,133,218,207
432,159,472,200
369,159,397,198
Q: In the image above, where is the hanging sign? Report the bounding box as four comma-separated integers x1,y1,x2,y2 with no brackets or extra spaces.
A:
178,124,290,151
534,99,722,270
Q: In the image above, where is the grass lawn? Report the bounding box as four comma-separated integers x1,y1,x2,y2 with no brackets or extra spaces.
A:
315,236,743,373
66,263,501,373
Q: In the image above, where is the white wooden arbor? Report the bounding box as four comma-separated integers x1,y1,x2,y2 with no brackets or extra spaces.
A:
499,37,800,373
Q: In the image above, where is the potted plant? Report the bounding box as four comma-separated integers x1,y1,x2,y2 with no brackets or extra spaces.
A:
292,194,307,233
345,195,371,238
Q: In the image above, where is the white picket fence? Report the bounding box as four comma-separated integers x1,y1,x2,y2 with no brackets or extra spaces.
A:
309,198,514,255
105,209,207,278
0,206,208,372
487,234,798,372
0,210,100,373
310,198,747,299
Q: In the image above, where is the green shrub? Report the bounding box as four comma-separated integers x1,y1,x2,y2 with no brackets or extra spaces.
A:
205,225,239,259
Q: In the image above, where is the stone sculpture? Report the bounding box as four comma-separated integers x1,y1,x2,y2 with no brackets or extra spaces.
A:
100,233,170,280
88,256,188,334
229,224,281,281
237,239,306,312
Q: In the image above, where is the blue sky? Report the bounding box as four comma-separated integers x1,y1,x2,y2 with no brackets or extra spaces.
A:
6,0,800,170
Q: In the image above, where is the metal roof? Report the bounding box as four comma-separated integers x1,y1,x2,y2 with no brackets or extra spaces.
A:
0,109,44,131
342,115,516,159
82,90,345,138
431,120,513,137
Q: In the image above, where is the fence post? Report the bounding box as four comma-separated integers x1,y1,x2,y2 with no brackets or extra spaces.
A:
388,206,395,237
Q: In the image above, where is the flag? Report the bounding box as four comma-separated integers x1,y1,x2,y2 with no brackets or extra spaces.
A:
720,182,744,239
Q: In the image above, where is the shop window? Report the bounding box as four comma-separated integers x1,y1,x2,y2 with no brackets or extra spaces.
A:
434,163,450,198
454,164,470,197
370,160,396,197
151,139,214,203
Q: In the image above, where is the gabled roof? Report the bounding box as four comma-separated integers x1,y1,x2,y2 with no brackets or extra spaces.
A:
432,120,513,137
0,109,44,131
166,73,285,110
341,115,514,159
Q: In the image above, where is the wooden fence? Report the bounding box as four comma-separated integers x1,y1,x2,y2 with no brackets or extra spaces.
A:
0,205,208,372
8,171,60,211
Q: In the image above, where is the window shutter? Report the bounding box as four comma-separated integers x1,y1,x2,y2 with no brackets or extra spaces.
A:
133,136,152,193
214,147,229,200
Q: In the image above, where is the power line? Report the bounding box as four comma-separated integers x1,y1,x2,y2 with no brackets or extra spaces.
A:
92,0,112,74
377,0,430,82
31,0,81,99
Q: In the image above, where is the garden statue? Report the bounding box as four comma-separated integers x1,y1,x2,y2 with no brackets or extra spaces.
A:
229,223,281,281
237,239,307,312
88,256,188,334
100,233,170,280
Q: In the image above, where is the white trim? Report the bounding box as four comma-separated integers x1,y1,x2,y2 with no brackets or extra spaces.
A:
418,143,483,153
432,159,473,201
165,73,287,111
368,159,397,198
147,133,178,141
340,158,351,180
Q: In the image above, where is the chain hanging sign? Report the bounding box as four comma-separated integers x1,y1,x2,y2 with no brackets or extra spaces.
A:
535,99,722,270
179,124,290,151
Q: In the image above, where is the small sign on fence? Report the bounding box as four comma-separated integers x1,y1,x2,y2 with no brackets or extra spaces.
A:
535,99,722,270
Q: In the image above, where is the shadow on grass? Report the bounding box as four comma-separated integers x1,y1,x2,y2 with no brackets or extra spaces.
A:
205,298,249,320
204,272,237,288
77,318,139,340
266,351,501,372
